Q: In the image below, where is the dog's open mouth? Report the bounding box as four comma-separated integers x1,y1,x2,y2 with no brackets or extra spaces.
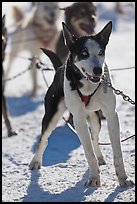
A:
86,74,100,83
82,68,101,83
80,23,94,34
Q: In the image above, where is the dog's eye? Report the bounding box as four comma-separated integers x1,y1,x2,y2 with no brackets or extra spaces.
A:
82,49,89,57
98,50,105,56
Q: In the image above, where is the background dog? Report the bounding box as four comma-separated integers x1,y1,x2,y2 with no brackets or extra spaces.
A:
5,2,60,96
2,15,17,137
29,22,134,187
55,2,97,64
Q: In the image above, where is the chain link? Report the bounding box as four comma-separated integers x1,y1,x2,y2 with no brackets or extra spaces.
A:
103,80,135,105
3,57,53,82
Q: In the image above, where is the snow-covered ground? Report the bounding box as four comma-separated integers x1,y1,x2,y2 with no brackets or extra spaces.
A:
2,2,135,202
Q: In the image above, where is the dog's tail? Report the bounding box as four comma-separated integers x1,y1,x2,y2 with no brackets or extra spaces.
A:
12,6,24,22
41,48,63,71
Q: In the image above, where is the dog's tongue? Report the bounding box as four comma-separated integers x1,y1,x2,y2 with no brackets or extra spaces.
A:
43,40,49,47
87,25,94,34
42,32,54,47
43,36,51,47
80,23,93,34
91,76,100,82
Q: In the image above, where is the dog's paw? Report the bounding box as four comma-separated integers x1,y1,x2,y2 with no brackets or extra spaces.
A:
29,158,42,170
118,177,135,187
8,130,18,137
98,157,106,166
85,177,101,188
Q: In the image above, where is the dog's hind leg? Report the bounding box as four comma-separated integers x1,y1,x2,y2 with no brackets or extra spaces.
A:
29,84,65,170
87,111,106,166
2,94,17,137
29,60,38,97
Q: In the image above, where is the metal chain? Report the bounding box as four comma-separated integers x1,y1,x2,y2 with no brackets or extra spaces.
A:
102,63,135,105
3,57,53,82
105,81,135,105
3,57,36,82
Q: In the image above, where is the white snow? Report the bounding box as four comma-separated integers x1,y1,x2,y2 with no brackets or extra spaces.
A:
2,2,135,202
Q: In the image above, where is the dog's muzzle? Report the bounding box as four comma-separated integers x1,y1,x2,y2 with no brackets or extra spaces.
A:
86,73,101,83
82,67,102,83
79,23,94,34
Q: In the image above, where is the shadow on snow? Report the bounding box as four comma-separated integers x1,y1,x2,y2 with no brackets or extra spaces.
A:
7,95,43,116
32,124,81,166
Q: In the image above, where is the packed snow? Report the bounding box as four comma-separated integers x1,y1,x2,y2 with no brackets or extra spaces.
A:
2,2,135,202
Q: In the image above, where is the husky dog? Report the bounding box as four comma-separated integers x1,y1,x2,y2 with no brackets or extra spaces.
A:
55,2,97,64
56,2,98,122
2,15,17,137
29,22,134,187
6,2,60,96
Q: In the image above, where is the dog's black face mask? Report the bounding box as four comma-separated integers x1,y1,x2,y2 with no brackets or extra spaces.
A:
62,21,112,83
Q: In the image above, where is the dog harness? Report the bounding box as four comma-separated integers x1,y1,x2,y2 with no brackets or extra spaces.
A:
77,82,101,106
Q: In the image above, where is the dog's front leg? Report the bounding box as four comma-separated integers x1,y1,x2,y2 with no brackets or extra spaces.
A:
105,109,134,187
73,114,100,187
29,97,66,170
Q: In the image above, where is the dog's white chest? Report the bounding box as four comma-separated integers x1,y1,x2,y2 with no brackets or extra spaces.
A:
64,76,101,114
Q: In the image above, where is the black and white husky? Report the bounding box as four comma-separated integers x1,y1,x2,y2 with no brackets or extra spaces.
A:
29,21,134,187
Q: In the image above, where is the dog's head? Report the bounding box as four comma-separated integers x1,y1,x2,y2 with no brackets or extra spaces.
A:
62,21,112,83
32,2,60,25
62,2,97,37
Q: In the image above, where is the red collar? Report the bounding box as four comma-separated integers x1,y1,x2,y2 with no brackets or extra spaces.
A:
78,82,101,106
81,95,91,106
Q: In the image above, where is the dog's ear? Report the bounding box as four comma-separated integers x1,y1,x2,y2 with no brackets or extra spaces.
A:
2,15,6,25
62,22,78,50
96,21,112,46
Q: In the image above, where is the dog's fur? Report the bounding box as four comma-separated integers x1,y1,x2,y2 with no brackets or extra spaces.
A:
2,15,17,137
6,2,60,96
29,22,134,187
55,2,97,64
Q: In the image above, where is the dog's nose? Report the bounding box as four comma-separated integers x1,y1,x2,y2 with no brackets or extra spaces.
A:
93,67,102,75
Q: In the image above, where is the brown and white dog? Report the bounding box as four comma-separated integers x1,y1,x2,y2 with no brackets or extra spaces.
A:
29,22,134,187
55,2,97,64
2,15,17,137
6,2,60,96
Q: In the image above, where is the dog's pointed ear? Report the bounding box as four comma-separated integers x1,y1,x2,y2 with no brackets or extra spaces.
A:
96,21,112,46
2,15,6,25
62,22,78,50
